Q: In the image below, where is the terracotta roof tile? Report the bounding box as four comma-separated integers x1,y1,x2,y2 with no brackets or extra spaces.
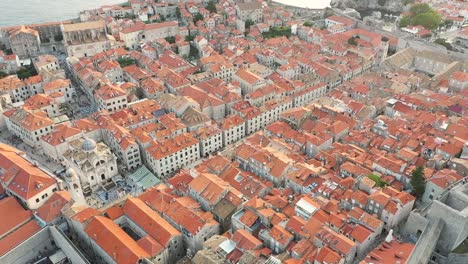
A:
85,216,150,264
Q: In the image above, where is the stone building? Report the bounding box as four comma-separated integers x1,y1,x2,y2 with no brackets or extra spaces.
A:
403,181,468,264
236,2,263,23
62,20,111,58
8,26,41,58
63,137,118,195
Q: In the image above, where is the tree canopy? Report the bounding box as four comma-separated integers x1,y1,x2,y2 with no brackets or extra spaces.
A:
434,38,453,50
303,21,313,27
193,13,204,24
185,35,195,42
117,57,136,68
410,166,426,198
16,65,37,80
262,27,291,39
176,7,181,19
189,45,199,59
206,1,217,13
245,19,255,30
410,3,432,14
400,3,442,30
165,36,176,44
347,36,358,46
368,174,389,188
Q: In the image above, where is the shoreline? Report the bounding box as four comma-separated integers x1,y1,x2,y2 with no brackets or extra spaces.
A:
271,0,331,10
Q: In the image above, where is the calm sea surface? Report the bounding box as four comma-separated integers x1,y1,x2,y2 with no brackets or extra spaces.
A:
0,0,124,27
0,0,333,27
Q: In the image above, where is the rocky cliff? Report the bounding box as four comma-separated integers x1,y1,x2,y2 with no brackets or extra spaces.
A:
330,0,405,13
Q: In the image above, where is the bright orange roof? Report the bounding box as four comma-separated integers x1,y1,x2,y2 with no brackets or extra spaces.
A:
188,173,230,205
232,229,262,250
0,219,41,256
85,216,150,264
269,225,293,245
0,143,57,201
123,197,180,248
139,188,218,235
43,79,70,92
41,124,82,146
235,69,263,85
316,246,342,264
0,197,33,238
4,109,53,132
362,240,414,264
145,133,198,160
71,207,100,223
35,191,71,223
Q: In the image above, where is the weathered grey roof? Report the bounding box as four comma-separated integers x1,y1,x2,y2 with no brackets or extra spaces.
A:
237,2,262,11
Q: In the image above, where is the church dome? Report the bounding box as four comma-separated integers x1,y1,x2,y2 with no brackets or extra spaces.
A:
65,168,77,179
81,138,97,152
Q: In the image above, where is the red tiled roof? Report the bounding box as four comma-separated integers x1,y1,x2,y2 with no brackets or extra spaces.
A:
71,207,100,223
0,219,41,256
362,240,414,264
0,197,33,238
85,216,150,264
0,144,57,201
35,191,71,223
123,197,180,248
232,229,262,250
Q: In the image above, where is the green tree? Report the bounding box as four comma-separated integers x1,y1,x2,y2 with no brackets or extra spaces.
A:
399,16,412,28
124,13,137,19
262,26,291,39
303,21,313,27
348,36,358,46
165,36,176,44
206,1,217,13
176,7,181,19
0,71,7,78
159,14,166,22
410,166,426,198
117,58,136,68
443,20,453,28
378,0,387,6
403,0,414,5
245,19,255,30
193,13,204,24
16,65,37,80
399,3,442,30
185,35,195,42
410,3,432,15
368,174,389,188
189,45,199,58
434,38,453,50
417,12,442,30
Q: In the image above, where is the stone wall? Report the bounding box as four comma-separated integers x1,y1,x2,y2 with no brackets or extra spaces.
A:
0,226,89,264
331,0,405,13
448,253,468,264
